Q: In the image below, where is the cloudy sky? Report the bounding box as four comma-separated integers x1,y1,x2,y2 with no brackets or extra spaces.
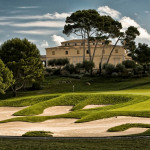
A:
0,0,150,54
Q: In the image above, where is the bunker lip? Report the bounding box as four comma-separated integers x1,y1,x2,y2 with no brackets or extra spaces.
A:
0,106,150,137
83,105,111,109
37,106,73,116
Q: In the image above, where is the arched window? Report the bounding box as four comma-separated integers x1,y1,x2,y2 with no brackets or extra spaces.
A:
52,51,55,55
65,51,68,55
115,49,118,53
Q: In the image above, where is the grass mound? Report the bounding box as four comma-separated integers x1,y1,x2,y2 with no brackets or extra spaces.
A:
13,94,133,116
22,131,53,137
107,123,150,136
108,123,150,132
0,94,60,107
0,94,150,124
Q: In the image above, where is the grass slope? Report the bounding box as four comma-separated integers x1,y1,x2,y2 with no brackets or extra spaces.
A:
0,94,150,123
0,94,60,107
108,123,150,132
108,123,150,136
13,94,133,116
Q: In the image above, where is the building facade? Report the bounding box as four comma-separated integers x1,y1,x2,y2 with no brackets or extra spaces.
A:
45,39,130,69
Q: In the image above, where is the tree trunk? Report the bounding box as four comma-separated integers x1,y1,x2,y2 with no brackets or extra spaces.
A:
83,39,86,61
92,40,98,62
106,37,120,65
11,81,25,97
99,44,106,74
87,34,92,61
11,86,17,97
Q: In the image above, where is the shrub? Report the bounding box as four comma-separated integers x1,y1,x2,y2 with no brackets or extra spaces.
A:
75,63,84,73
31,82,42,90
64,64,76,74
116,64,126,73
53,68,61,75
82,60,95,72
103,64,115,75
48,58,69,68
122,60,136,69
134,65,143,75
111,72,118,77
48,59,56,66
45,68,53,74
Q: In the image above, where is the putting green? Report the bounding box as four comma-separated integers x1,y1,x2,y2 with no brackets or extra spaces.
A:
111,99,150,111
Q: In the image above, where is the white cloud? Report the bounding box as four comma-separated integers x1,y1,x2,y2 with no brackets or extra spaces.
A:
145,11,150,14
10,21,65,27
97,6,121,19
40,40,49,48
14,30,58,35
0,12,71,20
51,35,65,45
97,6,150,45
0,22,12,25
28,39,37,43
53,12,71,19
120,16,150,40
17,6,39,9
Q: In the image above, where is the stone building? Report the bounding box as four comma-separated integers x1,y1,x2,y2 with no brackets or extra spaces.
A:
45,39,130,69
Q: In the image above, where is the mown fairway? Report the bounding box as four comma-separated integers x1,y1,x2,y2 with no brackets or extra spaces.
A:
0,137,150,150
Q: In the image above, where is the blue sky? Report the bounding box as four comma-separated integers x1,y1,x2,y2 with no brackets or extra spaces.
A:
0,0,150,54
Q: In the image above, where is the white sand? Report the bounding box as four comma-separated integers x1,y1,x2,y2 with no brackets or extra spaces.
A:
38,106,72,116
83,105,110,109
0,106,150,137
0,107,26,121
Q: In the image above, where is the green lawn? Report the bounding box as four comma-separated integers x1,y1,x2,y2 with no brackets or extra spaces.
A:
0,138,150,150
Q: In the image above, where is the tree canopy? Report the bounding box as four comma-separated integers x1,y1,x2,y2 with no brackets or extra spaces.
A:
48,58,69,68
0,38,43,96
63,9,101,61
132,43,150,65
63,9,122,64
0,59,14,94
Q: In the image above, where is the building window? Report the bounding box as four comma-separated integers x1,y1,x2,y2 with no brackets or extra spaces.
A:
81,43,83,46
52,51,55,55
77,50,80,54
115,49,118,53
93,43,95,45
68,43,70,46
65,51,68,55
86,50,89,54
65,43,67,46
75,43,77,46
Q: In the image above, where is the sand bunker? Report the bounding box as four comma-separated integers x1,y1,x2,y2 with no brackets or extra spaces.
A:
0,106,150,137
0,107,26,121
38,106,72,116
0,110,150,137
83,105,110,109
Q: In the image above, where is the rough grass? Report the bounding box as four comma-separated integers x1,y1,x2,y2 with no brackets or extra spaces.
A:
22,131,53,137
0,94,60,107
1,138,150,150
